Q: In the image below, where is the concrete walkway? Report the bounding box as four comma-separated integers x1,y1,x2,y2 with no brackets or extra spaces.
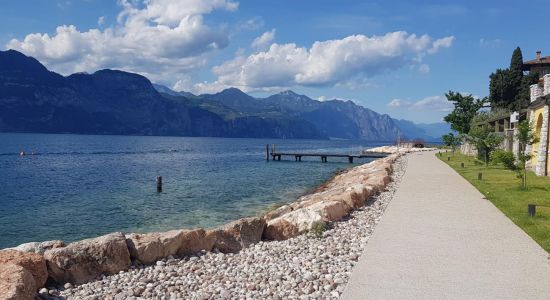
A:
342,151,550,300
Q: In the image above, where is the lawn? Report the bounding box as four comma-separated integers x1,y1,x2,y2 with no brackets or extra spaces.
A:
438,152,550,253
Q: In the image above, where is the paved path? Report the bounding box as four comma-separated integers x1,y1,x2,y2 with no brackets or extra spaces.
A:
342,151,550,300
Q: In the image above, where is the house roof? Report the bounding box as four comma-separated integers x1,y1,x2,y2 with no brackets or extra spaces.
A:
523,56,550,70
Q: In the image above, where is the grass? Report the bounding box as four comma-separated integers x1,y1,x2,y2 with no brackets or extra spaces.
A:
438,152,550,253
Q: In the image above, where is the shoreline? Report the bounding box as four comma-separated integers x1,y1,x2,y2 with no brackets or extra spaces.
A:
58,155,408,299
0,148,417,299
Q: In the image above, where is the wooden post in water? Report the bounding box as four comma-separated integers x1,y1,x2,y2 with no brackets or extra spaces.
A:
156,176,162,192
266,144,269,161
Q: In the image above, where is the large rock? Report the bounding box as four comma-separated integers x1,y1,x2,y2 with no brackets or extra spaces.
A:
264,208,322,240
263,219,299,241
0,250,47,288
7,240,65,255
212,217,266,253
263,205,293,221
44,232,130,285
365,172,391,192
308,200,350,222
0,263,36,300
126,229,214,265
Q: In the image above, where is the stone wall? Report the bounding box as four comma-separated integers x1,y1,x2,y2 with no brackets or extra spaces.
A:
0,153,400,299
460,142,478,156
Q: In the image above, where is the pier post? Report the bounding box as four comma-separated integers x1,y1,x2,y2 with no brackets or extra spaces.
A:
266,144,269,161
156,176,162,192
348,156,353,163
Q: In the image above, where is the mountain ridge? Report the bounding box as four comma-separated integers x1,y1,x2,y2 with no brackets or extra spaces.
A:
0,49,447,141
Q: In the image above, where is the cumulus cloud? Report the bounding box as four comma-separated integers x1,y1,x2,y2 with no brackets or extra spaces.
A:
7,0,238,84
97,16,105,26
251,29,275,49
194,31,454,93
427,36,455,54
387,99,408,108
387,95,453,112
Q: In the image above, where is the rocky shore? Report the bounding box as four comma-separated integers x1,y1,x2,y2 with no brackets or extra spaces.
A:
0,151,406,300
364,145,436,154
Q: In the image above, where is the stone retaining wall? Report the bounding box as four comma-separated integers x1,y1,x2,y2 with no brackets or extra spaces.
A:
0,153,400,300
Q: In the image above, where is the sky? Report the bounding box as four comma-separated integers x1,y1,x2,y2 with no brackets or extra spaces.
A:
2,0,550,123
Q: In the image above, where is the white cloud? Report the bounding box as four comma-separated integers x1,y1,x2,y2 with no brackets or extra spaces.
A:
193,31,454,93
251,29,275,49
428,36,455,54
7,0,238,84
479,38,501,48
97,16,105,26
418,64,430,73
240,17,264,30
172,75,193,91
387,95,453,112
387,98,408,107
411,95,453,111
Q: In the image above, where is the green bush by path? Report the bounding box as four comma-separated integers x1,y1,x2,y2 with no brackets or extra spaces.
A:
438,152,550,253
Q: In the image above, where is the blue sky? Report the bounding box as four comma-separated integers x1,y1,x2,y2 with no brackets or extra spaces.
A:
2,0,550,123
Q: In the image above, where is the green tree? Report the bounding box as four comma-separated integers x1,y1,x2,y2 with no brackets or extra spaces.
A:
515,71,540,110
489,47,528,110
442,133,460,155
443,91,486,134
516,120,538,188
466,126,504,166
489,68,512,108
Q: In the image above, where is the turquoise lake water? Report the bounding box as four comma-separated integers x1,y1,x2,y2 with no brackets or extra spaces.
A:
0,133,383,248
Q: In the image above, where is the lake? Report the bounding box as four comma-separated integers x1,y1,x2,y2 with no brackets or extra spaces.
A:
0,133,383,248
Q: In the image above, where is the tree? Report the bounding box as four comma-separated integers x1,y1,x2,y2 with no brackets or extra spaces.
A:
509,47,524,89
466,126,504,166
488,47,535,110
516,120,538,188
443,91,486,134
442,133,460,155
516,71,540,109
489,68,512,108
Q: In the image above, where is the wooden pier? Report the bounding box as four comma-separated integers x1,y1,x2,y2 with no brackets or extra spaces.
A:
265,144,387,163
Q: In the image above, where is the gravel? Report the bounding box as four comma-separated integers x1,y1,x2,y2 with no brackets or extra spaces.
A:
47,156,407,300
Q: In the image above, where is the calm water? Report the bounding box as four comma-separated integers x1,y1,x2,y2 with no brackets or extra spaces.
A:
0,133,383,248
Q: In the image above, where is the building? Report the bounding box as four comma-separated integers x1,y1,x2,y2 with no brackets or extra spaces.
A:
525,51,550,176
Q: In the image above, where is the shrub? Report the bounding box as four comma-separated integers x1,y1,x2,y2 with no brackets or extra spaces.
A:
310,221,327,238
491,150,517,170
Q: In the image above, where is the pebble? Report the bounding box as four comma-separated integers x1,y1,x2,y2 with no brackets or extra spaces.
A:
59,157,407,300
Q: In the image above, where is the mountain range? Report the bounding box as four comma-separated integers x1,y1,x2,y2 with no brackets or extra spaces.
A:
0,49,448,141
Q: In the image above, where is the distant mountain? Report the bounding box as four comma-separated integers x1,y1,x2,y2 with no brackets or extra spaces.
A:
391,119,450,142
0,49,447,141
152,84,196,98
